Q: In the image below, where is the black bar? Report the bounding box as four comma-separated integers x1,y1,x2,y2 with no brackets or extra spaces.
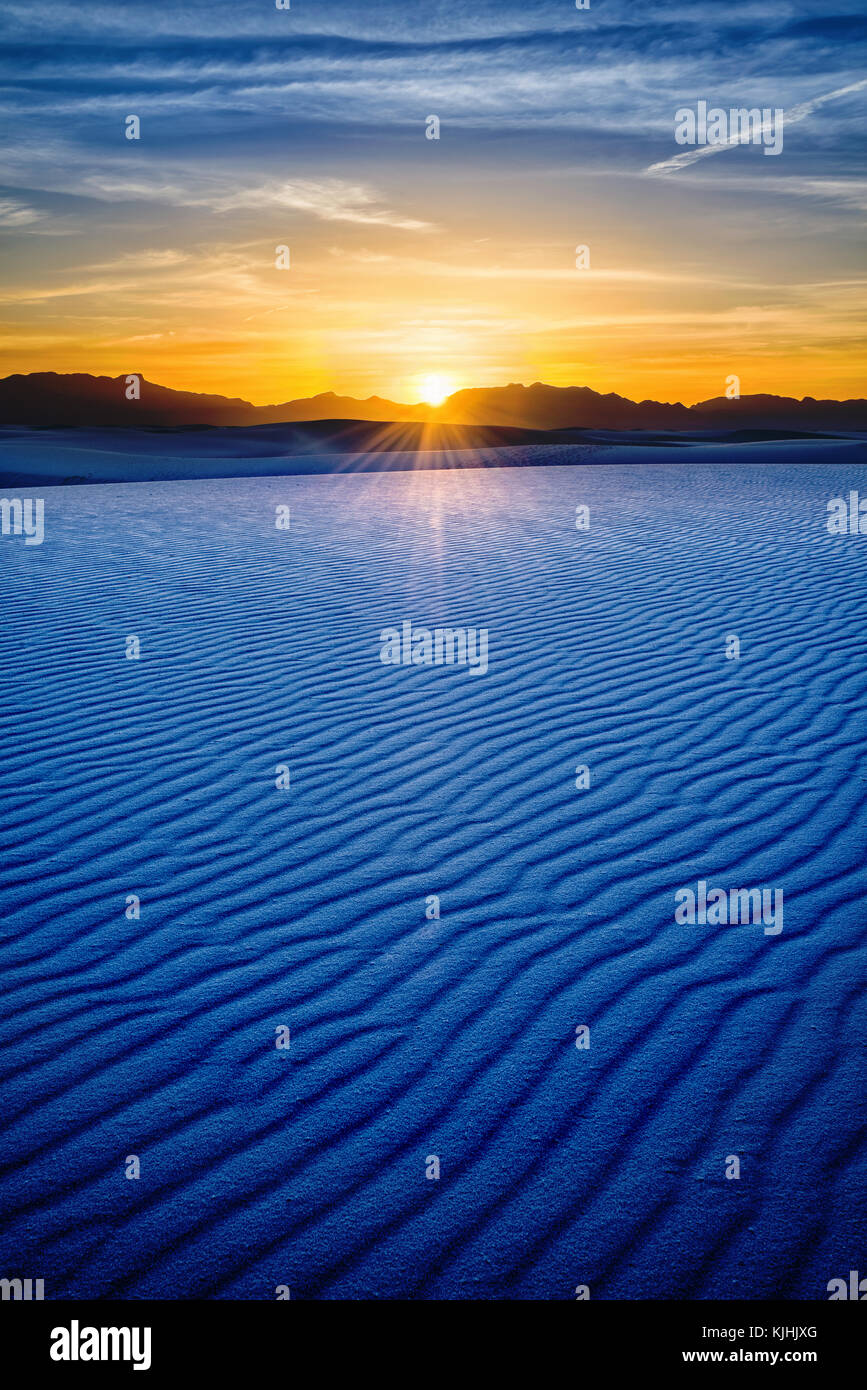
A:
2,1299,862,1377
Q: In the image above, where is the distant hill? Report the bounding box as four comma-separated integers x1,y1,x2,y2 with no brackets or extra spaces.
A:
0,372,865,433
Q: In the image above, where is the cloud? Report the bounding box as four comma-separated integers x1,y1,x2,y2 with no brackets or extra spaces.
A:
646,77,867,174
0,196,40,226
673,171,867,212
206,180,433,230
78,249,191,272
21,164,435,231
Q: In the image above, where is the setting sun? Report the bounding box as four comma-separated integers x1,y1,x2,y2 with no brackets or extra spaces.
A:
417,374,455,408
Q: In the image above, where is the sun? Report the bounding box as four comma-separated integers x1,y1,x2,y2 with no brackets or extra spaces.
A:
417,373,455,408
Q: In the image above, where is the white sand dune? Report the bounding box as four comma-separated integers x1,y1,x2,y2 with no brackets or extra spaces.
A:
0,456,865,1299
0,428,864,487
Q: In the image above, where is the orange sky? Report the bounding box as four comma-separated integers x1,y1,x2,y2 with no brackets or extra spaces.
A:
4,226,865,407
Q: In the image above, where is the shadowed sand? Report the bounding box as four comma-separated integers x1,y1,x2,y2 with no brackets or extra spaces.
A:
0,425,865,487
0,457,865,1299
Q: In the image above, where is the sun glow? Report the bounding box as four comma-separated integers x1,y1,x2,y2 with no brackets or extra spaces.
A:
417,373,455,407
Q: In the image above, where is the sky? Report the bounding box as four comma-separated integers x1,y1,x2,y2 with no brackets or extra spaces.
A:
0,0,864,406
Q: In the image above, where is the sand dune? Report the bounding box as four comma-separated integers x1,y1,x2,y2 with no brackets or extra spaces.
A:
0,425,864,487
0,457,865,1299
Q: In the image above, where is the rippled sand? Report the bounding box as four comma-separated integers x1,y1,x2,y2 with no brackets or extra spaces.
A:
1,458,865,1299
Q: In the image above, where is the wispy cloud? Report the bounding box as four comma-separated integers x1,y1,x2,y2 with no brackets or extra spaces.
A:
646,78,867,175
5,158,435,231
0,196,41,226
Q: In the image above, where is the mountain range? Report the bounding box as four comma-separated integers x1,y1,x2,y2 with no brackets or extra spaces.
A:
1,373,865,433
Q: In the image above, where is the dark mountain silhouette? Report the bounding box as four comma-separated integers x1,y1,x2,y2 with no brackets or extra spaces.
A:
0,372,864,433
